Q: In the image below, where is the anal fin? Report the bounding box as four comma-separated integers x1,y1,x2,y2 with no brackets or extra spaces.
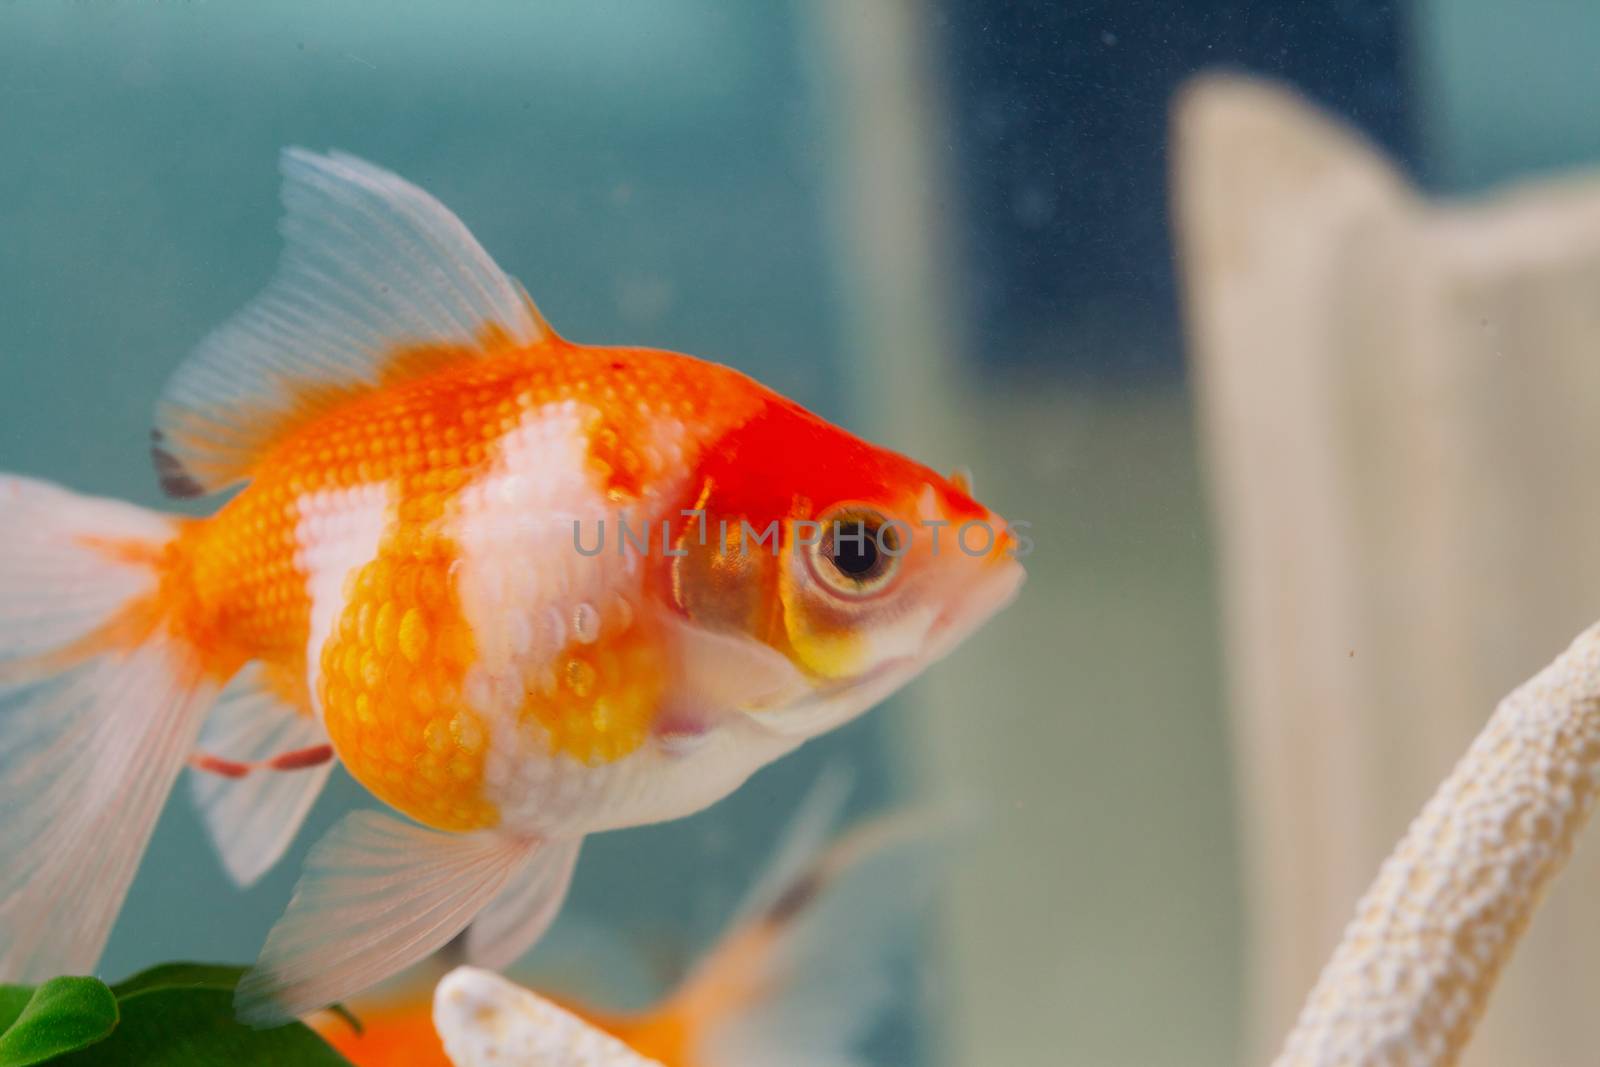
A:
236,812,540,1025
189,663,334,887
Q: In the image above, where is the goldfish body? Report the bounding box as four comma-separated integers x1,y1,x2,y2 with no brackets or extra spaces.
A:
0,151,1021,1020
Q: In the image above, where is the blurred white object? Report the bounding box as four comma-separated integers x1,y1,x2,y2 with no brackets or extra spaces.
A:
434,967,662,1067
1176,74,1600,1066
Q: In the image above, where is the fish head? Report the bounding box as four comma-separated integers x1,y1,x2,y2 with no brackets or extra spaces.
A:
668,399,1025,738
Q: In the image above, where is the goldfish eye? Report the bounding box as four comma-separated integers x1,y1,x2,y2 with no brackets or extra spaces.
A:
806,507,902,597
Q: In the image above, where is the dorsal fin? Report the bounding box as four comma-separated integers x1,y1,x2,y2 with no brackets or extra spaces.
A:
153,149,551,497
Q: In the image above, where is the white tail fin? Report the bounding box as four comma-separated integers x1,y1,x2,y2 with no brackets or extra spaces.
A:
236,811,547,1025
0,475,219,981
189,664,333,887
654,792,951,1067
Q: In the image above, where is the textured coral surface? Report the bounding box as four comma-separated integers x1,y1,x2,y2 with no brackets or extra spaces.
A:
1275,624,1600,1066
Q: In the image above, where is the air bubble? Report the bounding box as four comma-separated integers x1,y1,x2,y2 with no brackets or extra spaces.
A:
573,601,601,643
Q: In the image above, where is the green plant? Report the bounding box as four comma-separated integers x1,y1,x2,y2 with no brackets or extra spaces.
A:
0,963,354,1066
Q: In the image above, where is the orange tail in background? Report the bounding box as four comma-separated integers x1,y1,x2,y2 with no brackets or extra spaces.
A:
597,775,948,1067
0,475,222,981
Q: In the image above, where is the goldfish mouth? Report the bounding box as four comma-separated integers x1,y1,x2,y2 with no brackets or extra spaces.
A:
928,560,1025,657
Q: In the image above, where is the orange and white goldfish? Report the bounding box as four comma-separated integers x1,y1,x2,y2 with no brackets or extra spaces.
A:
319,774,943,1067
0,150,1022,1021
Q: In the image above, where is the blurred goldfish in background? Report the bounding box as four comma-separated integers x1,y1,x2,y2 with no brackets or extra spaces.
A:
318,774,947,1067
0,150,1021,1018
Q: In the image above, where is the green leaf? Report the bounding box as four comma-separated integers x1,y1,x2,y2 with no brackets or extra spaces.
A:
53,987,349,1066
0,977,119,1067
109,963,247,1002
0,964,353,1066
0,962,353,1067
110,964,359,1031
0,989,32,1035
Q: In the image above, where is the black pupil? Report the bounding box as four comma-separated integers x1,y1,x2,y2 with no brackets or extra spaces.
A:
829,521,881,579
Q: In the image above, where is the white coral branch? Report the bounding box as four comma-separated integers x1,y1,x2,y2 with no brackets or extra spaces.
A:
1275,623,1600,1066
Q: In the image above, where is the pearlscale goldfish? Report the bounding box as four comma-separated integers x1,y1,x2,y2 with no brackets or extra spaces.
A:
0,150,1022,1022
318,773,941,1067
